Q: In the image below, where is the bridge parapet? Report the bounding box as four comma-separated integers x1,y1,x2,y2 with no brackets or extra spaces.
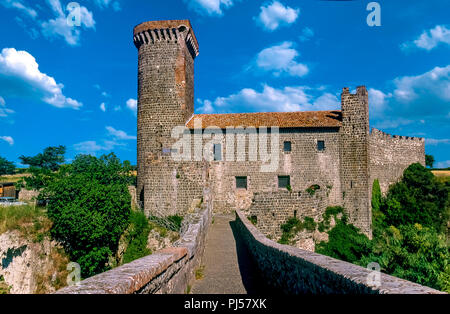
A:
56,190,212,294
235,209,445,294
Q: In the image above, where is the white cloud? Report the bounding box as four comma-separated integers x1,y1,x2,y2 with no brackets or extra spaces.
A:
74,125,134,156
256,1,299,31
100,102,106,112
256,42,309,77
0,0,37,19
0,48,82,109
73,140,122,155
312,93,340,110
126,98,137,115
41,0,95,46
184,0,234,16
0,136,14,146
368,88,392,118
92,0,121,10
0,96,15,117
370,65,450,129
401,25,450,52
425,138,450,145
106,126,136,140
198,85,340,114
299,27,314,42
435,160,450,168
197,99,214,114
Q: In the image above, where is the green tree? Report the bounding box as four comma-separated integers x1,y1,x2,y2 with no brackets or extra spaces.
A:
425,155,435,169
19,146,66,171
381,163,449,232
19,146,67,191
43,153,132,278
0,157,15,175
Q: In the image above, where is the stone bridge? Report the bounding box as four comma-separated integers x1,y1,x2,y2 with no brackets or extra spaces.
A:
56,196,444,294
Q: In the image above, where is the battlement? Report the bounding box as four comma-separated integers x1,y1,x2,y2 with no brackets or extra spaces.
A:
370,128,424,142
133,19,199,59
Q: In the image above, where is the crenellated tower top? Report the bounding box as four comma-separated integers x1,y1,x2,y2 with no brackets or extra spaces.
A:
133,19,199,59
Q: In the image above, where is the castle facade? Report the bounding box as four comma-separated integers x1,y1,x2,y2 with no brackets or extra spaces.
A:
133,20,425,238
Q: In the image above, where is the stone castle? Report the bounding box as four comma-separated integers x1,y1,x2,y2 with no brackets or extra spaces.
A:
133,20,425,238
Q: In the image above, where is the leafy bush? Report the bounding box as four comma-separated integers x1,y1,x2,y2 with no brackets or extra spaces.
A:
122,210,152,264
381,163,449,232
316,219,373,264
317,164,450,292
278,216,317,245
43,153,132,278
359,224,449,291
317,206,345,232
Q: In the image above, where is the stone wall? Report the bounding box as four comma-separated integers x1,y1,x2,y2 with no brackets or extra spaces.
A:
246,188,329,240
55,189,212,294
208,127,342,214
17,189,39,202
369,128,425,194
339,86,371,237
235,209,444,294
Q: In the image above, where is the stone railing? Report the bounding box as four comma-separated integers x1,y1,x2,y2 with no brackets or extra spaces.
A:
56,191,212,294
235,209,445,294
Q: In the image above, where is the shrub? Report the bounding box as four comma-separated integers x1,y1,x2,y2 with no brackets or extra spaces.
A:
278,216,317,245
122,210,152,264
306,184,320,196
381,163,449,232
318,206,345,232
43,153,132,278
316,218,373,264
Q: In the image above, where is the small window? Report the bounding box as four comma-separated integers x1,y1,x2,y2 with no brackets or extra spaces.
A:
213,144,222,161
284,141,291,152
278,176,290,189
317,140,325,151
236,176,247,189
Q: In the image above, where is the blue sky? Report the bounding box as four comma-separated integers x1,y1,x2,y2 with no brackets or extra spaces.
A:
0,0,449,167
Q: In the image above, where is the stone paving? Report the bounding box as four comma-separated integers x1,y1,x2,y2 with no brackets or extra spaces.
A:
191,214,267,294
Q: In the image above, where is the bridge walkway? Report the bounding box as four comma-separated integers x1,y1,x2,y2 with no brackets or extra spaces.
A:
190,214,268,294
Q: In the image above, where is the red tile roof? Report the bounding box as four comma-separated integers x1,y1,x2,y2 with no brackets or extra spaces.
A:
186,110,342,129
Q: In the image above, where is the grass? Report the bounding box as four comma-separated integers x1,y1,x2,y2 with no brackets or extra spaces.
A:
0,275,11,294
195,265,205,280
432,170,450,184
0,204,52,241
0,173,30,183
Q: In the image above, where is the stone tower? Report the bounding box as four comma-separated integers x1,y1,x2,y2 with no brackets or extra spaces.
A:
339,86,372,237
134,20,200,214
